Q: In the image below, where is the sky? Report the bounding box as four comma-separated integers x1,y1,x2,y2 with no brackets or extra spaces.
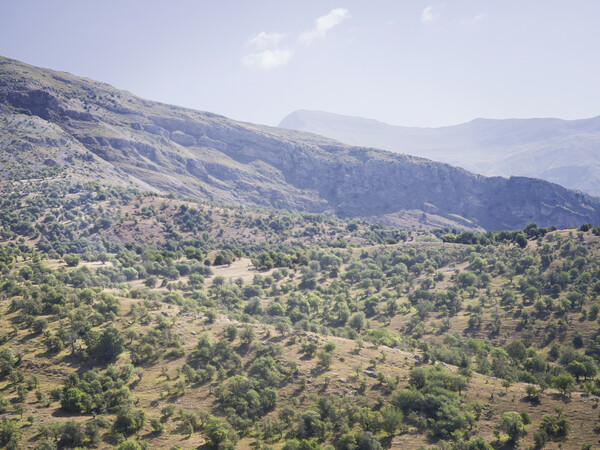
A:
1,1,599,128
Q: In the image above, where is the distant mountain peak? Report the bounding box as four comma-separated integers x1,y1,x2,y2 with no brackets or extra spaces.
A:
279,109,600,196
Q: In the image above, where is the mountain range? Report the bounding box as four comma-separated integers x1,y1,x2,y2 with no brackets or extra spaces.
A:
279,110,600,196
1,55,599,231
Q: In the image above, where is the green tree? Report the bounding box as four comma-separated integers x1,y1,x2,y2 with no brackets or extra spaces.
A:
150,418,164,436
525,385,541,404
63,254,80,267
204,417,236,448
19,265,34,280
61,387,90,413
0,419,22,448
223,325,238,342
34,439,57,450
357,431,383,450
504,341,527,361
32,318,48,334
116,440,141,450
349,312,366,331
298,410,325,440
214,250,234,266
113,408,146,436
58,421,86,448
239,325,255,346
464,437,493,449
317,351,333,370
515,232,528,248
539,411,570,439
457,271,478,288
554,374,575,396
381,406,403,436
498,411,526,443
89,327,124,363
470,257,486,273
0,396,8,414
144,275,158,288
567,361,586,381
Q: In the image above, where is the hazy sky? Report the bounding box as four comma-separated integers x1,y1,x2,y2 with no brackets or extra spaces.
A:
1,1,599,127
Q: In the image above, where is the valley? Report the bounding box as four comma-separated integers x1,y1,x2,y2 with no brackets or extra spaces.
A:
1,56,600,450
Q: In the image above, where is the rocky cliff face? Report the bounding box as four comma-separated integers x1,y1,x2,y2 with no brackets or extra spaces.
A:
280,109,600,196
1,55,599,230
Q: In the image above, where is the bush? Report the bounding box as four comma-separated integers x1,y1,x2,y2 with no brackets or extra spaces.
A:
32,318,48,334
0,396,9,414
498,411,526,443
357,432,383,450
63,254,80,267
61,387,90,413
35,439,57,450
58,421,86,448
553,374,575,395
0,419,22,448
204,416,237,448
144,275,158,288
150,418,164,435
539,412,569,439
88,327,124,363
317,351,333,370
525,385,541,404
113,408,146,436
116,439,142,450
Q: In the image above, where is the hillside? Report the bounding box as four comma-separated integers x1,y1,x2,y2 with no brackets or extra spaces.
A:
279,110,600,197
1,180,600,449
2,56,600,231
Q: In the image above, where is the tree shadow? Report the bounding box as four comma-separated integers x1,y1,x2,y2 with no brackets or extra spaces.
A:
549,392,572,403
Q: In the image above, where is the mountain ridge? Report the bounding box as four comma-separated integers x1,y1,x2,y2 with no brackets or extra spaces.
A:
1,55,599,231
279,109,600,196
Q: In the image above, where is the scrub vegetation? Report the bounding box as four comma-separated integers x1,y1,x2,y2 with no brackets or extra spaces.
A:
1,179,599,449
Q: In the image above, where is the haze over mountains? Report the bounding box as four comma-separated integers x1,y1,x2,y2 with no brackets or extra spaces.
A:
279,110,600,196
1,55,600,231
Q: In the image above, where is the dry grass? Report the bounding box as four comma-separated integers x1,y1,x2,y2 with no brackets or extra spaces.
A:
208,257,276,285
2,290,599,449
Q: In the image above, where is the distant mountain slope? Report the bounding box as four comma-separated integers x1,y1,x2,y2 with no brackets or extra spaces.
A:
279,110,600,196
1,55,600,231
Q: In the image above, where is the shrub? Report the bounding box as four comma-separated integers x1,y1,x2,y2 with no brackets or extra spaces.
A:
113,408,146,436
63,254,80,267
498,411,526,443
116,439,142,450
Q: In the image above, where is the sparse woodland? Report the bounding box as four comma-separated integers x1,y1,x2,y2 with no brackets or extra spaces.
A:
0,180,599,449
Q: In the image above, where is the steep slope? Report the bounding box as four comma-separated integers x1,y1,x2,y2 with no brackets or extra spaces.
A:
1,55,600,230
279,110,600,196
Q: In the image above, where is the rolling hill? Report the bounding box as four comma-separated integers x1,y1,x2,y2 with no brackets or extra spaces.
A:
1,179,600,449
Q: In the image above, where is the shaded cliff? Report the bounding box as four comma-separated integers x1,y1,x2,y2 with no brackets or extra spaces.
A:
280,109,600,196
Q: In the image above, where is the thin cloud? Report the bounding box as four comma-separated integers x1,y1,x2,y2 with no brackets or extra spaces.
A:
299,8,351,45
241,49,293,70
460,13,487,27
246,31,286,50
421,5,442,23
241,8,350,70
